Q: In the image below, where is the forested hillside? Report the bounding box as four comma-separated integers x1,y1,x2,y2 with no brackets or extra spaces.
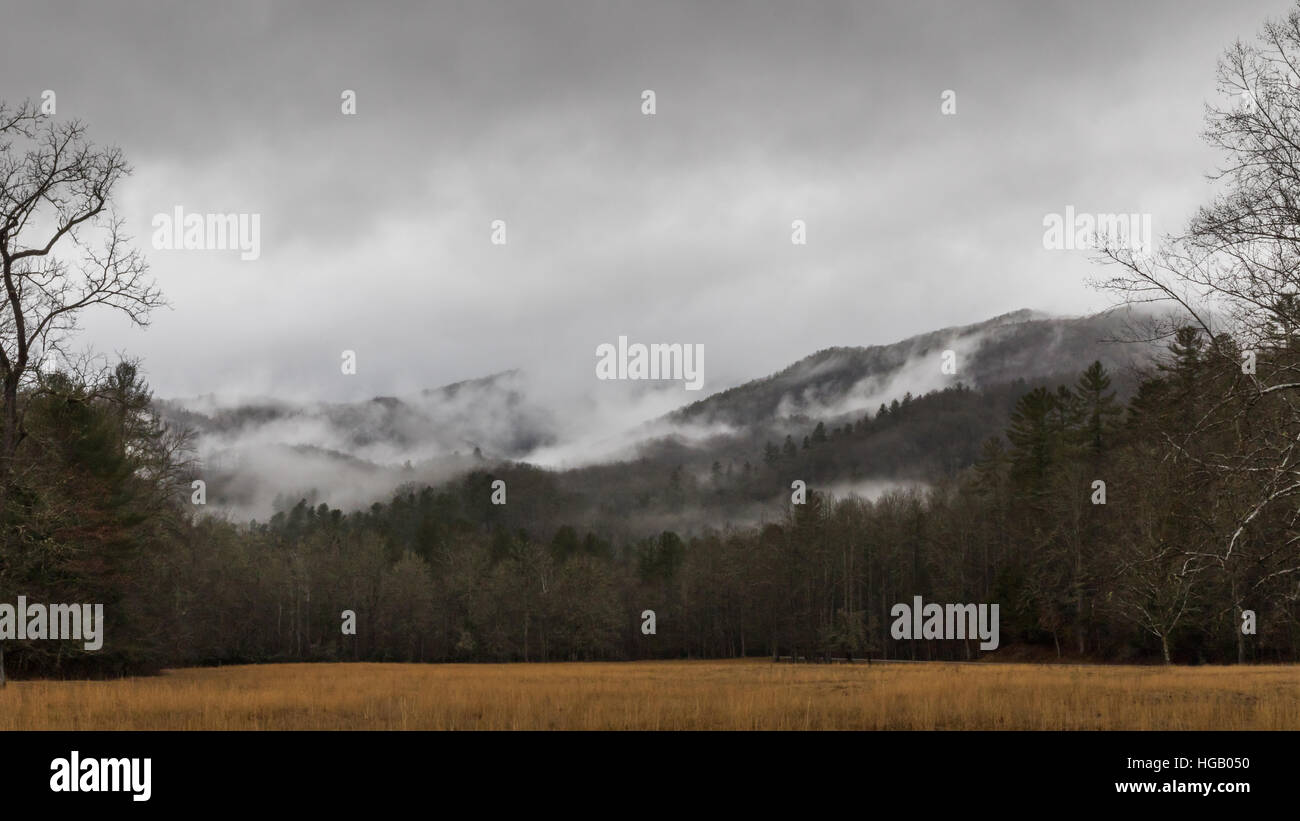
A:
8,4,1300,680
155,307,1155,523
4,325,1298,677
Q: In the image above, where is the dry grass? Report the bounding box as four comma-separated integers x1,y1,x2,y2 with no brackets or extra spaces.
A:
1,659,1298,730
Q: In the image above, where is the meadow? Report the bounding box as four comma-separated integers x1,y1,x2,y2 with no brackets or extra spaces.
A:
2,659,1297,731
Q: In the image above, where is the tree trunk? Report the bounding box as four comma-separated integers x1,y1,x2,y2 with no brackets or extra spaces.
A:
1,379,25,685
1160,633,1171,665
0,377,19,512
1075,544,1086,656
1232,579,1245,665
1235,606,1245,665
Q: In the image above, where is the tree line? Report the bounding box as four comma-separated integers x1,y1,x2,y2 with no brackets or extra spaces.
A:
9,6,1300,676
5,330,1300,677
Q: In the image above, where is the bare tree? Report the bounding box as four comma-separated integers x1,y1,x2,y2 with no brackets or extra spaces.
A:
1094,9,1300,635
0,99,164,684
0,99,163,500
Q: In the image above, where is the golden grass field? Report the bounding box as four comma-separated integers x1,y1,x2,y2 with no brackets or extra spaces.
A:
2,659,1298,730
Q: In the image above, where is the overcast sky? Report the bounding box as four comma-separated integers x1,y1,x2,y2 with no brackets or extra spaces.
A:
2,0,1288,404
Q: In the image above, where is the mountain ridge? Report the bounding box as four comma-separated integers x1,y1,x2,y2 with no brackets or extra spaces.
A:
157,306,1159,520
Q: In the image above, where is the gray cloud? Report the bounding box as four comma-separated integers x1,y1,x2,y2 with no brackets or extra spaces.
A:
1,0,1285,411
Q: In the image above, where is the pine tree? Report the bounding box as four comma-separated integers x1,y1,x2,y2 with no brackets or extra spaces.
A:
1006,387,1058,491
1075,361,1121,454
763,441,780,466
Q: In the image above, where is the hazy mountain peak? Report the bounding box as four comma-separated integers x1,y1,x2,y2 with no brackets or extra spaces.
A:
160,308,1155,520
669,308,1145,427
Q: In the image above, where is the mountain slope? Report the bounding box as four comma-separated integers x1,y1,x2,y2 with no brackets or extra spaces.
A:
158,307,1160,522
669,308,1150,428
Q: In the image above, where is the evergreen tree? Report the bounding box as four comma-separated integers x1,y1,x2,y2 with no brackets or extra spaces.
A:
1075,361,1121,454
1006,387,1058,492
763,441,780,466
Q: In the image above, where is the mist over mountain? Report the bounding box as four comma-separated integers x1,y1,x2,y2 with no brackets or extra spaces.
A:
160,307,1157,522
671,308,1149,427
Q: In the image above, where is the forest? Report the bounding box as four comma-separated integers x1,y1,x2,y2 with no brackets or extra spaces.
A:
2,325,1299,678
8,7,1300,680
